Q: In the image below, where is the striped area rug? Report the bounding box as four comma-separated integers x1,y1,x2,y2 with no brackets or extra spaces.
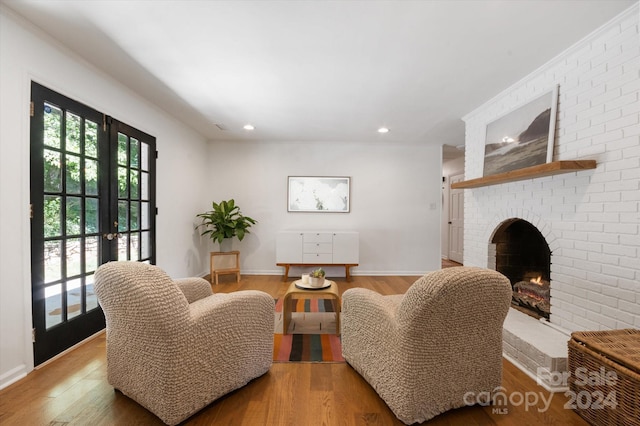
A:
274,298,337,314
273,298,344,362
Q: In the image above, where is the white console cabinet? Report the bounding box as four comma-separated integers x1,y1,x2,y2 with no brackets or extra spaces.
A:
276,231,359,281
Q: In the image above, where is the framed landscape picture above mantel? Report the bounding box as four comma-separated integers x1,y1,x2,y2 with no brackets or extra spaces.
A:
287,176,350,213
483,85,559,177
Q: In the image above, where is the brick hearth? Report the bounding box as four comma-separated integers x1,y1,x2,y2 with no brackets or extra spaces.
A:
502,309,569,391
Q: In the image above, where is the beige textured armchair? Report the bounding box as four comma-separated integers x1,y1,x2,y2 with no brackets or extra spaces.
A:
94,261,274,425
341,267,512,424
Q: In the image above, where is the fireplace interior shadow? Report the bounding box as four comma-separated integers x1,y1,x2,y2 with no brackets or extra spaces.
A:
492,219,551,319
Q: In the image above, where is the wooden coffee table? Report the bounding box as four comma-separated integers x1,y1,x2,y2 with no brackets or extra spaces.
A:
282,280,340,335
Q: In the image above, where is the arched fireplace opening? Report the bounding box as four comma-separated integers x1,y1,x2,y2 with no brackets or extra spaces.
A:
491,219,551,319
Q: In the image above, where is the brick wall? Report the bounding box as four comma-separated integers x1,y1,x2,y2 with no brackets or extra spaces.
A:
462,5,639,332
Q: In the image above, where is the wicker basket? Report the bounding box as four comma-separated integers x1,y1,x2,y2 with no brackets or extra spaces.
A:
568,329,640,426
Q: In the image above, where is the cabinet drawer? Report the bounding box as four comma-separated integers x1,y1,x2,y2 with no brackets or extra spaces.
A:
303,242,332,254
303,253,333,263
303,232,333,243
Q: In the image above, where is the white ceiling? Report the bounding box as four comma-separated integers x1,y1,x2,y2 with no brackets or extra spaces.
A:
3,0,636,148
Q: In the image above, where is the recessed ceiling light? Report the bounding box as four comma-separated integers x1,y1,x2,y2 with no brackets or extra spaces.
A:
378,127,390,133
243,124,255,131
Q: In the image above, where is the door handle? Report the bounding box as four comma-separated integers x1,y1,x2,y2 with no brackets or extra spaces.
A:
103,220,123,240
103,233,123,240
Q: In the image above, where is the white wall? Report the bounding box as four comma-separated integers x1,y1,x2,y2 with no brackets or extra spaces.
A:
201,140,443,276
462,5,639,332
0,8,210,388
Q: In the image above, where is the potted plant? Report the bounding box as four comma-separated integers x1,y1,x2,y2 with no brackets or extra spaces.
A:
308,268,326,287
196,199,257,251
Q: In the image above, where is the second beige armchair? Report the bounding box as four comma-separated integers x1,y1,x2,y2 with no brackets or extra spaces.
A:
341,267,512,424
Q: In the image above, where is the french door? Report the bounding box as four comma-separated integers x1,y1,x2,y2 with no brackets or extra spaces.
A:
30,82,156,365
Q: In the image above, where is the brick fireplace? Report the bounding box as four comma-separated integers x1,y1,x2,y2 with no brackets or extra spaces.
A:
458,6,639,389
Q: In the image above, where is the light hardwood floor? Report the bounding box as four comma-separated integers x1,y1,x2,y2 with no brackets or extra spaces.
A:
0,270,588,426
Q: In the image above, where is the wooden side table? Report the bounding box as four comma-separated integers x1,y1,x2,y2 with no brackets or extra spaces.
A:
282,280,340,335
210,251,240,285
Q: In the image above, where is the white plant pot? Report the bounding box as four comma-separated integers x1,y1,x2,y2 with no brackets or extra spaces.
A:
219,239,233,252
308,277,325,287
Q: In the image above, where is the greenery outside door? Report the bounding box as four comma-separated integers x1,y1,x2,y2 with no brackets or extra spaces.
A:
30,82,156,365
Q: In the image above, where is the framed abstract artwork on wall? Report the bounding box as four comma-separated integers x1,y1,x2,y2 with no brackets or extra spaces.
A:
287,176,350,213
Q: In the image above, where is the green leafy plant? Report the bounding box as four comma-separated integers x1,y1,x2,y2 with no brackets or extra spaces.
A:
310,268,325,278
196,199,257,244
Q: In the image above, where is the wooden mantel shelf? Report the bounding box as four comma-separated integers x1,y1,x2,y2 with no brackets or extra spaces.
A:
451,160,597,189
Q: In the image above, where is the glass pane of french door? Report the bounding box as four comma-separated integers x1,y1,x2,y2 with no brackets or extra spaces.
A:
110,121,156,263
41,103,102,329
